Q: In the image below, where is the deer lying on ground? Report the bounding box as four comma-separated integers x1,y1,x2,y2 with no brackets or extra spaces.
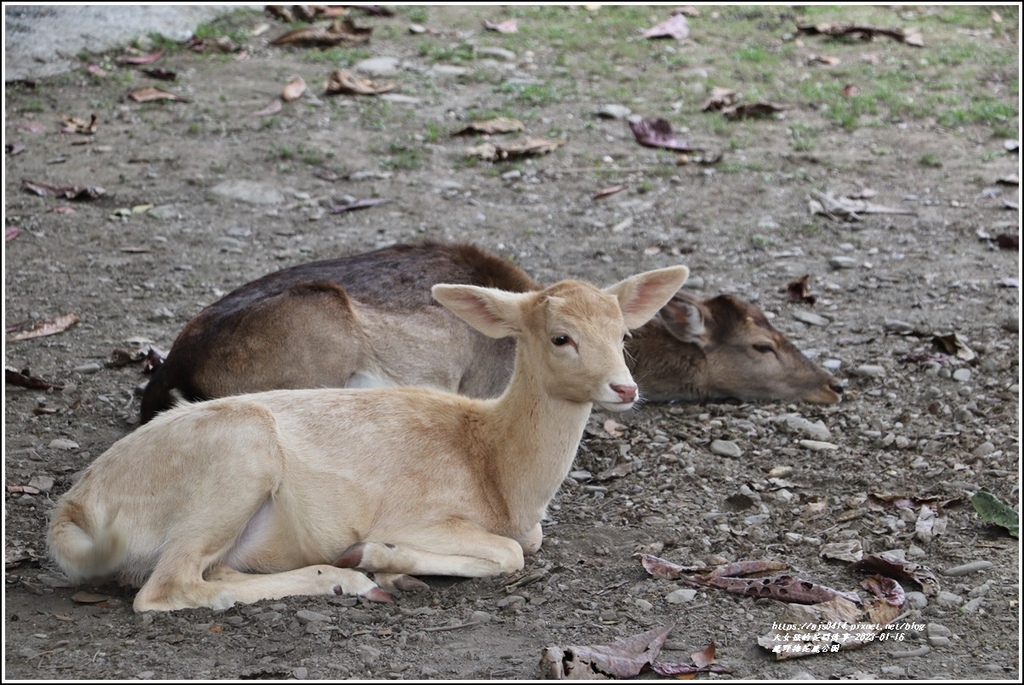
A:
49,266,689,612
140,242,842,424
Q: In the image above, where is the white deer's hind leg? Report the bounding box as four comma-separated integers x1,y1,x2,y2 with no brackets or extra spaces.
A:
336,521,526,578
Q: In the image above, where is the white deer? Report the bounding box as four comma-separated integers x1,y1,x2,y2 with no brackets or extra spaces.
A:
48,266,689,612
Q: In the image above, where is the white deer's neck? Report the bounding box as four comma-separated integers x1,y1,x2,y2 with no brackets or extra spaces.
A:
485,358,592,528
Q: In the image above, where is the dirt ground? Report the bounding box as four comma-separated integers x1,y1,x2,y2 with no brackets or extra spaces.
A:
3,5,1020,681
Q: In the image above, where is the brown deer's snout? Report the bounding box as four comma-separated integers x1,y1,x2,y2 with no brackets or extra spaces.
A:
610,382,638,404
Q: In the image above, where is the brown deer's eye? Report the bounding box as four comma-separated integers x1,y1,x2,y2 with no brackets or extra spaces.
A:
552,335,572,346
753,343,775,354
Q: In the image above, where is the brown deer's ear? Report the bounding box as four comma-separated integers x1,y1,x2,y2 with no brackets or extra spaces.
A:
658,295,711,348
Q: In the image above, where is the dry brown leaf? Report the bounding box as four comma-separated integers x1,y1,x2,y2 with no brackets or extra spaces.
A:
21,179,105,200
451,118,525,136
6,141,26,156
86,64,107,77
8,313,81,342
466,137,566,162
6,225,20,242
851,552,940,596
325,69,396,95
61,115,98,135
722,102,787,120
253,98,284,117
592,184,625,200
128,87,190,103
539,625,672,679
271,17,371,47
602,418,626,437
700,86,739,112
808,54,840,66
141,68,178,81
5,367,64,390
282,76,307,102
483,18,518,33
641,13,690,40
116,49,164,65
628,118,701,152
786,274,817,305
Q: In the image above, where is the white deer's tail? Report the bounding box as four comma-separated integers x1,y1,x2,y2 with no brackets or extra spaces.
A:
47,501,125,581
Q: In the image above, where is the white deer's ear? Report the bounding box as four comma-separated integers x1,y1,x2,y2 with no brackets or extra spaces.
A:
432,284,525,339
604,266,690,330
658,295,710,348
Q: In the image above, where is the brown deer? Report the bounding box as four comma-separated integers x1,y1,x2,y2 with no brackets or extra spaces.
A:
139,242,841,424
48,267,690,611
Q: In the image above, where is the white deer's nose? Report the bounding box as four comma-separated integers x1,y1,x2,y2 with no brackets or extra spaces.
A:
610,382,638,404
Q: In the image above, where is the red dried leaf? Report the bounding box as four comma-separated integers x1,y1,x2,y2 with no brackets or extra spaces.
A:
851,552,940,596
706,559,790,578
5,225,20,242
641,13,690,40
786,274,817,305
140,68,178,81
483,19,518,33
593,184,626,200
638,553,688,580
116,49,164,65
128,87,190,103
330,198,391,213
690,640,716,669
860,575,906,607
842,83,860,97
540,625,672,679
6,367,64,390
629,118,702,152
86,64,107,77
325,69,396,95
7,313,81,342
271,18,371,47
21,179,105,200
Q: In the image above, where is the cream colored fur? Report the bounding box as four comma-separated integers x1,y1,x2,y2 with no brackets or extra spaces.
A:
48,266,689,612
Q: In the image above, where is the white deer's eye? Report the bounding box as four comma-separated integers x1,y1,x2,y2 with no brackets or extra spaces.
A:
551,335,572,347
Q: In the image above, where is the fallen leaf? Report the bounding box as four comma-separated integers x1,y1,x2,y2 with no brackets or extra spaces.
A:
128,87,190,103
271,18,371,47
641,13,690,40
786,274,817,305
796,23,924,47
21,179,105,200
808,54,840,66
6,367,64,390
451,118,525,136
466,137,567,162
651,640,731,677
931,333,976,362
758,596,887,660
595,460,634,481
265,5,295,22
86,64,107,77
116,49,164,65
140,68,178,81
628,118,702,152
61,114,98,135
483,18,518,33
637,553,691,580
6,225,20,242
851,552,940,596
18,122,47,134
330,198,392,213
722,102,787,120
971,490,1018,538
6,140,26,156
48,206,77,214
819,540,863,563
282,76,307,102
602,418,626,437
325,69,396,95
841,84,860,97
700,86,739,112
187,36,238,53
7,313,81,342
539,625,672,679
253,99,284,117
592,185,626,200
996,234,1019,250
706,560,790,579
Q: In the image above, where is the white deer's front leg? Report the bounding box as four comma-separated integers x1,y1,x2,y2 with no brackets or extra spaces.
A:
336,521,526,578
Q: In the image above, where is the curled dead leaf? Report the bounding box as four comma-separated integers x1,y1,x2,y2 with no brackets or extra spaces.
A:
21,179,105,200
116,49,164,65
61,115,98,135
6,367,64,390
466,137,567,162
271,18,371,47
141,68,178,81
128,87,190,103
641,13,690,40
282,76,307,102
593,184,626,200
483,19,518,33
325,69,396,96
7,313,81,342
722,102,787,120
786,274,817,305
253,98,284,117
700,86,739,112
629,118,702,152
451,118,525,136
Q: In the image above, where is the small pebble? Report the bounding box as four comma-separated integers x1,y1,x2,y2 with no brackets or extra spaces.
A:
935,591,964,607
904,591,928,609
48,438,79,450
892,645,931,658
927,635,951,648
295,610,331,624
666,588,697,604
72,362,102,374
634,599,653,611
952,368,972,382
829,256,858,269
961,597,985,613
799,439,838,451
709,439,742,458
852,364,886,377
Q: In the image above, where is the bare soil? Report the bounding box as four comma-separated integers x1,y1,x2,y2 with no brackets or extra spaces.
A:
4,6,1020,681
